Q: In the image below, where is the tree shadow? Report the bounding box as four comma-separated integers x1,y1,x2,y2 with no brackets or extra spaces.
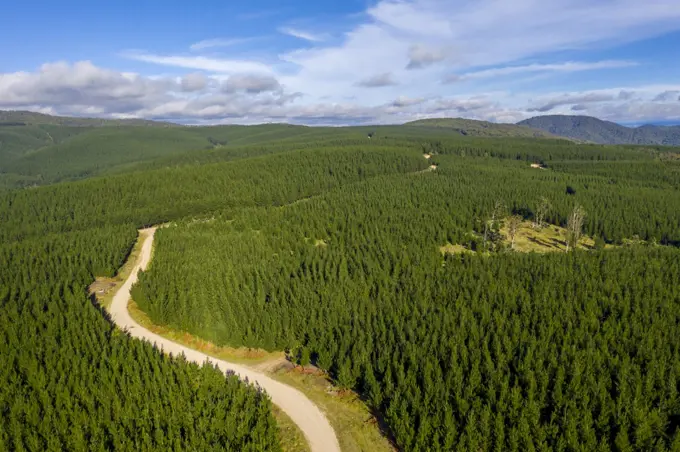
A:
358,398,399,450
527,236,560,250
88,291,114,326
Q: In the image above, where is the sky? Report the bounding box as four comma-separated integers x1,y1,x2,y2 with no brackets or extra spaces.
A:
1,0,680,125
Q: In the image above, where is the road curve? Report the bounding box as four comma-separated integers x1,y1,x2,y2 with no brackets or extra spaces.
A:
109,227,341,452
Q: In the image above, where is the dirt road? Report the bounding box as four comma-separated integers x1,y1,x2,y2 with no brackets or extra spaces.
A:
109,228,341,452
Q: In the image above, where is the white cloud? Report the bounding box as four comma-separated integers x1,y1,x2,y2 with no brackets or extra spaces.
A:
365,0,680,69
431,96,495,113
355,73,398,88
278,27,326,42
0,61,297,121
368,1,453,38
273,0,680,105
190,38,256,51
2,61,680,125
0,61,172,113
445,60,638,83
618,90,636,100
222,74,282,93
521,85,680,122
528,92,617,112
5,0,680,125
112,0,680,111
389,96,426,107
589,99,680,123
181,73,208,92
123,52,274,74
406,44,451,69
653,90,680,102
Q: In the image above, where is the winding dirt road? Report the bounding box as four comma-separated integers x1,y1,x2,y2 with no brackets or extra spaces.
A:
109,228,341,452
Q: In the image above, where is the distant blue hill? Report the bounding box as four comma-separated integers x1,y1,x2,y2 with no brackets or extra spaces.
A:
518,115,680,145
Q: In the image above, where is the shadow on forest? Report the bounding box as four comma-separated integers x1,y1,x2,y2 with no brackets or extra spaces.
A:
328,369,399,449
527,236,560,250
668,414,680,438
365,404,399,450
298,353,399,449
88,291,115,327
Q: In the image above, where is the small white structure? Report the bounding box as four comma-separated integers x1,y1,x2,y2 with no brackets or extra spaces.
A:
530,163,546,169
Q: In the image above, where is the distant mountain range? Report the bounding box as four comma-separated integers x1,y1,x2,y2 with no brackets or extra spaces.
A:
518,115,680,146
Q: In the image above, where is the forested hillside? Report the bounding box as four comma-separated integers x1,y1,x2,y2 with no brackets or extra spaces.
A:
0,111,589,190
0,226,280,451
133,148,680,450
3,112,677,191
0,145,428,450
0,122,317,188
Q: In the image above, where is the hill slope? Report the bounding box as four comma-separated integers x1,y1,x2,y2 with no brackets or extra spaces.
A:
9,112,677,191
519,115,680,145
0,120,318,188
0,111,180,187
404,117,555,138
1,112,563,190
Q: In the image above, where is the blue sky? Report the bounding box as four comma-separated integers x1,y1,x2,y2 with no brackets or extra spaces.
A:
1,0,680,125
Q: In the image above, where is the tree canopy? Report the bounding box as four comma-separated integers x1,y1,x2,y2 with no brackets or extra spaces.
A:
1,128,679,451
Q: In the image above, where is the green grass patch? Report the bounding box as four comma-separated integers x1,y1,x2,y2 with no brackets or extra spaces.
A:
500,220,596,253
440,220,603,255
268,368,395,452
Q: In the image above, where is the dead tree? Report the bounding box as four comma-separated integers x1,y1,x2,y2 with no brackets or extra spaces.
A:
533,197,551,230
483,200,506,251
566,204,586,252
507,215,523,250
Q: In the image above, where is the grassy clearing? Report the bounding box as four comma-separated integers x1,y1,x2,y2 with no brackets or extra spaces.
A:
439,243,472,255
440,220,604,255
268,368,395,452
499,220,596,253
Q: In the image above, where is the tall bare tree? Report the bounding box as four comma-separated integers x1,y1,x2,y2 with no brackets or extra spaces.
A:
566,204,586,252
483,200,506,250
507,215,523,250
533,197,552,230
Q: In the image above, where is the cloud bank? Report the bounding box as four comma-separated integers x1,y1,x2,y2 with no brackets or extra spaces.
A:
2,60,679,125
2,0,680,124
